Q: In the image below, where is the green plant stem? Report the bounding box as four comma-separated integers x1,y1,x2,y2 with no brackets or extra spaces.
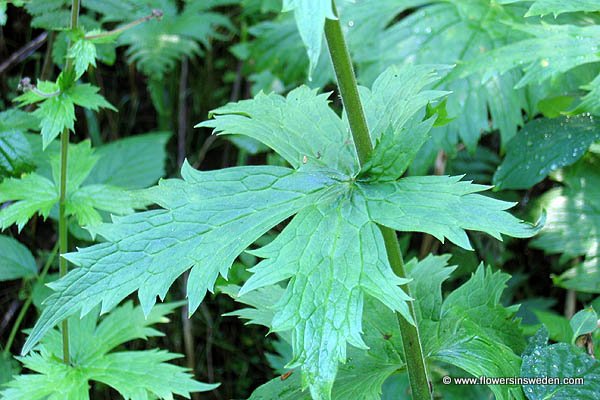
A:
324,3,432,399
56,0,81,366
58,129,70,365
3,243,59,357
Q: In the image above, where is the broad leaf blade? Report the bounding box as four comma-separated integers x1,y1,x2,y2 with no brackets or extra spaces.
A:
23,163,342,355
84,132,170,189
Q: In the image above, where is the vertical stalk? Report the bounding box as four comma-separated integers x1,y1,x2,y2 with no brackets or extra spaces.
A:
57,0,81,365
324,2,432,399
58,129,70,364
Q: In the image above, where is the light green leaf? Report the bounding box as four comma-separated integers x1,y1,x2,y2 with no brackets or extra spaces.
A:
570,308,598,342
84,132,170,189
23,163,343,355
0,173,57,231
521,328,600,400
198,86,358,174
0,141,143,230
232,287,405,400
2,301,216,399
0,108,40,132
68,39,97,78
494,116,600,190
282,0,335,77
66,83,116,111
416,263,526,400
241,196,412,398
0,235,37,281
359,175,542,250
360,64,449,180
35,95,75,149
524,0,600,16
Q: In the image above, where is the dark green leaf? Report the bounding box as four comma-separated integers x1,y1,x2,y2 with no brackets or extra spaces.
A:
494,116,600,190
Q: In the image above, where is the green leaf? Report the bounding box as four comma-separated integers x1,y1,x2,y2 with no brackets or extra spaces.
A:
570,308,598,342
0,141,143,230
0,108,40,132
494,116,600,190
65,83,115,111
421,264,526,400
0,353,20,386
23,163,343,355
1,302,217,399
359,1,529,150
359,176,542,250
68,39,97,78
102,1,234,78
360,64,449,181
521,328,600,400
14,82,113,149
554,257,600,294
530,157,600,292
24,0,70,30
241,197,412,398
198,86,358,174
282,0,335,77
84,132,170,189
34,95,75,149
0,235,37,281
25,67,542,398
232,287,405,400
533,310,573,343
523,0,600,17
461,23,600,89
0,130,34,179
0,173,57,231
243,256,528,400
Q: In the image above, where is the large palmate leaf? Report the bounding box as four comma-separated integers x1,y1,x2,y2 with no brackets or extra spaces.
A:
1,302,217,399
530,157,600,293
0,141,142,230
521,328,600,400
494,115,600,190
25,65,541,399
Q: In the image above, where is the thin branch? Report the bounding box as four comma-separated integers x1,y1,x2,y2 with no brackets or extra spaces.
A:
0,32,47,75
